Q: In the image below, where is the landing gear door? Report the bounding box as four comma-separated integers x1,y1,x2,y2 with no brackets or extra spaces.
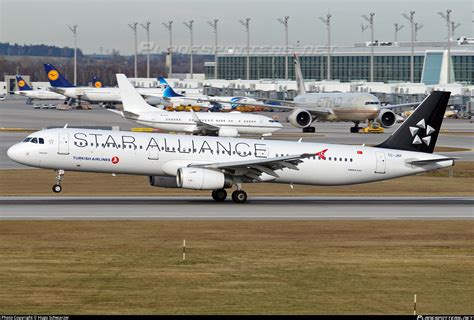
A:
58,132,69,155
148,146,159,160
375,152,386,174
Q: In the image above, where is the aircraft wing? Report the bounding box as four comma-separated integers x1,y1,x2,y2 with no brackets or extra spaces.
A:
382,102,420,112
49,87,66,95
189,152,323,180
189,110,220,133
183,97,296,111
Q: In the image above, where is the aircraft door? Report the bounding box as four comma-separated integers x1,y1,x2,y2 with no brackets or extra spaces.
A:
148,146,160,160
58,132,70,155
375,152,386,174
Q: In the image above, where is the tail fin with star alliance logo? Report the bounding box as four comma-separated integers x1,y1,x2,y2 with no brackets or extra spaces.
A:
376,91,450,153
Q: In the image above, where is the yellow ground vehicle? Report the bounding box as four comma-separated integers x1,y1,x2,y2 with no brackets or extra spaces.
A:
360,121,385,133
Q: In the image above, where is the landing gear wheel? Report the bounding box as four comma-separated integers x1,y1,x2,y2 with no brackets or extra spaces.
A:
232,190,248,203
212,189,227,202
350,121,361,133
302,126,316,133
52,169,65,193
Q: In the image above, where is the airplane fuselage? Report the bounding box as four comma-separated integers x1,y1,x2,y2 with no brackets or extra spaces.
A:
294,92,380,122
57,87,164,103
127,111,282,135
15,90,65,100
8,128,453,187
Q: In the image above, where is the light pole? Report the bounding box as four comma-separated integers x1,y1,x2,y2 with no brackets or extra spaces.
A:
394,23,404,42
414,22,423,41
128,22,138,78
277,16,289,80
68,25,78,85
183,20,194,79
451,21,461,37
239,18,251,80
402,11,416,83
140,21,151,78
162,21,173,78
438,9,452,83
207,19,219,79
360,22,368,42
362,13,375,82
319,13,332,81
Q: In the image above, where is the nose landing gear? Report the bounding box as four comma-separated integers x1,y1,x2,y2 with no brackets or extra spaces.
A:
52,169,64,193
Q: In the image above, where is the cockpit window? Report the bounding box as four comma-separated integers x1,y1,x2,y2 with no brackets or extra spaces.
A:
22,137,44,144
269,120,279,123
365,101,380,105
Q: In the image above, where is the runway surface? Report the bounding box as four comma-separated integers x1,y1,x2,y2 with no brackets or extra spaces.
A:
1,196,472,220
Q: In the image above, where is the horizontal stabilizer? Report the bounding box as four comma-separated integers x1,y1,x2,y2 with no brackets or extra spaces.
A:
406,157,458,165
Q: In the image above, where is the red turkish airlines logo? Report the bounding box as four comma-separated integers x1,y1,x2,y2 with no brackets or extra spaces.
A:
315,148,328,160
111,156,120,164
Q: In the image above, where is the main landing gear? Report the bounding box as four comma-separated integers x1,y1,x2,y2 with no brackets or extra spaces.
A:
350,121,361,133
211,186,248,203
52,169,64,193
302,126,316,133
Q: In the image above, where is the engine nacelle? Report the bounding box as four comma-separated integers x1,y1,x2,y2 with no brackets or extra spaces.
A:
145,96,167,106
218,127,239,137
377,109,397,128
288,109,313,128
149,175,180,188
177,167,233,190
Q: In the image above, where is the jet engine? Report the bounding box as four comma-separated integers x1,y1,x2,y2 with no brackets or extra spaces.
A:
145,96,167,106
376,109,397,128
149,175,180,188
218,127,239,137
288,109,312,128
177,167,233,190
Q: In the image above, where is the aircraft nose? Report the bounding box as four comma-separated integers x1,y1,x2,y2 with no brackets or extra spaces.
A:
7,143,25,164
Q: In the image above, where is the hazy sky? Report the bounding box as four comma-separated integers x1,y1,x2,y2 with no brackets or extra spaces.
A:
0,0,472,54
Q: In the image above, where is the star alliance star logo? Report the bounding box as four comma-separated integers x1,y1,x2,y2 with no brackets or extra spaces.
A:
410,119,435,146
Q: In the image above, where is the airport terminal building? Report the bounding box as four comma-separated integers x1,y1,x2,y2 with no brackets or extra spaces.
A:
205,40,474,85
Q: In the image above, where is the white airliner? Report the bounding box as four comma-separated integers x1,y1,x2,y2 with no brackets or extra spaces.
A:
159,77,258,111
7,91,455,203
43,64,165,106
203,56,416,133
111,74,282,137
14,75,65,101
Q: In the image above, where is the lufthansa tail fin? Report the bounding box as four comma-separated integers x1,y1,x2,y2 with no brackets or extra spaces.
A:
294,55,306,95
43,64,75,88
116,74,163,114
376,91,450,153
91,76,103,88
16,76,33,91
